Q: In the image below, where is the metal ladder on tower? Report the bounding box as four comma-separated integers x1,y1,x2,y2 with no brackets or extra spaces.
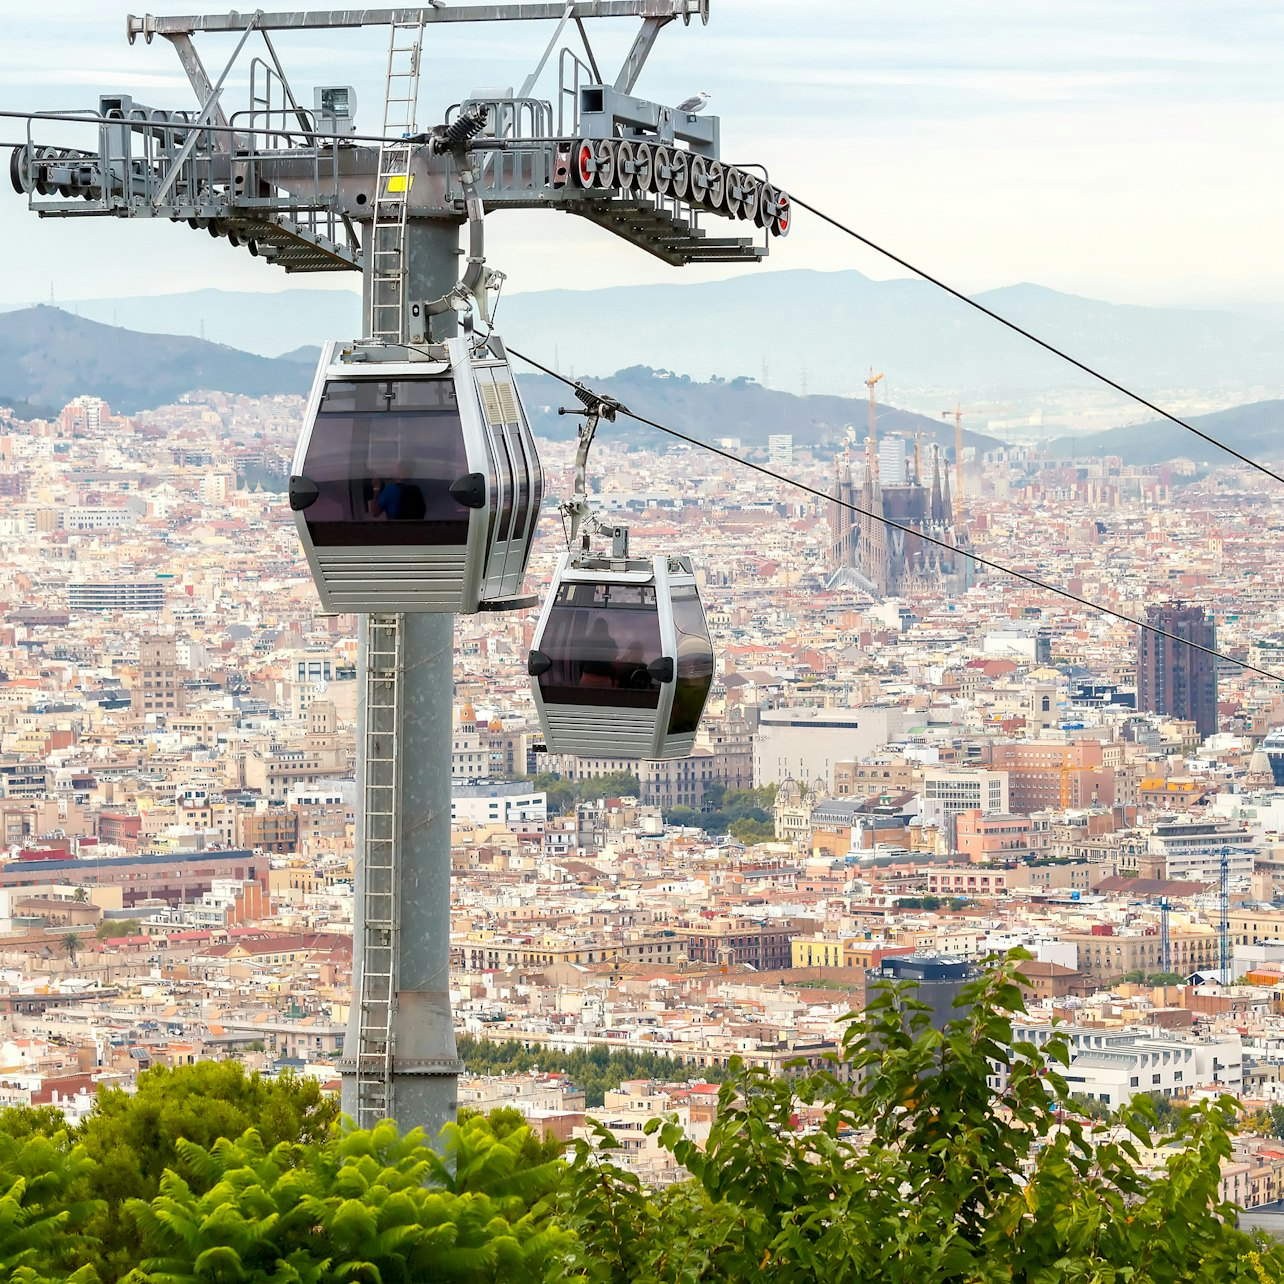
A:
368,19,425,342
354,615,404,1127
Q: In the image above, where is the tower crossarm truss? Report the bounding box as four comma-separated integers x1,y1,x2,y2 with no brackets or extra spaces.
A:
13,1,787,270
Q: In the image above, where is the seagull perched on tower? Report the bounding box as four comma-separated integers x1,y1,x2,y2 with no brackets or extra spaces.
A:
676,91,710,115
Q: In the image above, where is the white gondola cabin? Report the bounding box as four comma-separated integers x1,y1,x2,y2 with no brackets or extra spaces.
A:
527,551,715,760
288,335,542,613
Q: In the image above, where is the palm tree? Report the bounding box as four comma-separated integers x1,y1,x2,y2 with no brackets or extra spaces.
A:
72,886,88,903
61,932,81,968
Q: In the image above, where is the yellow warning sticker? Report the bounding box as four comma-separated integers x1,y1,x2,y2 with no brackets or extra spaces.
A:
387,175,412,193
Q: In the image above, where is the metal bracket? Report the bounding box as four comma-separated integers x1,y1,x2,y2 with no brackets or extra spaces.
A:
557,383,626,548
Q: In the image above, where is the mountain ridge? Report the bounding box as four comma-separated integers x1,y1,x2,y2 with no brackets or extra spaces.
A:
6,270,1281,409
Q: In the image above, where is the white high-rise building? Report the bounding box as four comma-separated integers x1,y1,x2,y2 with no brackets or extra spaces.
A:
878,434,909,484
768,434,793,466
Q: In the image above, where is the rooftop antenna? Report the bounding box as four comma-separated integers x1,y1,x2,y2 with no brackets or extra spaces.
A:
11,0,787,1136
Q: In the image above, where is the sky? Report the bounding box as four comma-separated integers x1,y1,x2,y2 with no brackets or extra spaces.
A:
1,1,1283,310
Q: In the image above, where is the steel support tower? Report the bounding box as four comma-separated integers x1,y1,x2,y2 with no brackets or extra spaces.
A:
10,1,788,1136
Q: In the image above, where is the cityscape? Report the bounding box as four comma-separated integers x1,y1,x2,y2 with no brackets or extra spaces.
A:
3,381,1284,1195
2,1,1284,1279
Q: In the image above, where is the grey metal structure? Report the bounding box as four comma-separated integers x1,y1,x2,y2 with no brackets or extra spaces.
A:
9,0,787,1136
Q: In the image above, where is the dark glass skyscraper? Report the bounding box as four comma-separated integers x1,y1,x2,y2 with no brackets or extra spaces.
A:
1136,603,1217,738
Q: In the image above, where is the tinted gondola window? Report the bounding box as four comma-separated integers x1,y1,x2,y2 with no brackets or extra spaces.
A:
537,582,663,709
668,584,714,734
300,378,471,546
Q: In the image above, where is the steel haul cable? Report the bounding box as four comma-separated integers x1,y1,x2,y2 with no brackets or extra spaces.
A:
789,194,1284,489
506,344,1284,686
5,104,1278,483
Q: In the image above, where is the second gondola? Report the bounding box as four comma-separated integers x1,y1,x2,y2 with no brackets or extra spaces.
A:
527,550,715,760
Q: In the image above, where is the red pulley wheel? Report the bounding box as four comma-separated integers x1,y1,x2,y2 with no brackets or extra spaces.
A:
574,139,595,189
772,193,792,238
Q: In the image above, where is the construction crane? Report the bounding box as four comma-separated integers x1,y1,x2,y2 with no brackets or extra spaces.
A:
10,0,789,1137
864,370,884,478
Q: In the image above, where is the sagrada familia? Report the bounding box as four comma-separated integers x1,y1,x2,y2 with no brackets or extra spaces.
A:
828,428,972,598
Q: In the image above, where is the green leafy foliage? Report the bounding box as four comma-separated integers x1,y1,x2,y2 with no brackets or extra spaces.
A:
124,1116,568,1284
665,786,776,837
0,962,1278,1282
95,919,143,940
726,818,774,846
516,772,641,815
75,1061,339,1278
457,1037,727,1109
553,953,1284,1282
0,1129,100,1283
0,1101,564,1283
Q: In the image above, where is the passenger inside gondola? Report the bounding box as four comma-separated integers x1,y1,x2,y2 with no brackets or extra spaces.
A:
298,377,470,545
370,461,427,521
535,581,663,707
580,617,618,686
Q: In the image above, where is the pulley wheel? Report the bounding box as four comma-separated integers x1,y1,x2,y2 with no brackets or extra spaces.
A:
669,149,690,200
736,173,760,222
652,144,673,197
755,181,778,229
688,154,709,206
573,138,596,189
771,193,792,238
592,138,616,190
703,160,727,213
34,149,53,197
632,141,654,194
616,140,636,192
9,145,31,196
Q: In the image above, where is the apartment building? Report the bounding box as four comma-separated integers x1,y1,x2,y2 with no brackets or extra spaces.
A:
997,1023,1242,1108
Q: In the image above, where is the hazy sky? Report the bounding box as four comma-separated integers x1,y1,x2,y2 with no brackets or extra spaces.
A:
2,1,1282,309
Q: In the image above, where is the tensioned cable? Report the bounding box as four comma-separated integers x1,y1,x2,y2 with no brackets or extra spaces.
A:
7,103,1276,488
789,194,1284,489
507,344,1284,685
7,104,1278,665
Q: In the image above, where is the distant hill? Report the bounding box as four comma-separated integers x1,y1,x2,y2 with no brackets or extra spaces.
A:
278,345,323,365
0,288,361,360
500,271,1284,406
515,364,1006,454
8,272,1283,408
1042,400,1284,467
0,307,313,414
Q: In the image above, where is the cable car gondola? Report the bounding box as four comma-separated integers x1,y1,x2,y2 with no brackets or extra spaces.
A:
527,546,715,760
288,335,542,613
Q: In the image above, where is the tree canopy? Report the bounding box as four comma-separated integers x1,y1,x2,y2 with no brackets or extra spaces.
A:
457,1037,727,1109
553,956,1284,1282
1,958,1280,1281
518,771,642,815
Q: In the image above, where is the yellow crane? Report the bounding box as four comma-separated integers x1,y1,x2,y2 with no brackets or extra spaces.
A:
865,370,884,470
